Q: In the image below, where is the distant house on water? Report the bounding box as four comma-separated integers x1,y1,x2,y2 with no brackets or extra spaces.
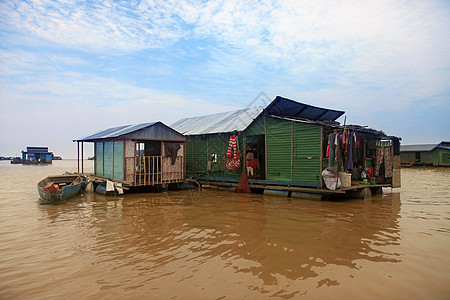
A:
401,141,450,167
22,147,53,164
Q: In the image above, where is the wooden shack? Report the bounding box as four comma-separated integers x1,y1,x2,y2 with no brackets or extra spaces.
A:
171,96,401,197
74,122,186,188
401,141,450,167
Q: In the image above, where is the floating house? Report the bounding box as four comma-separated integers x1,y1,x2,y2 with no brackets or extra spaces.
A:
401,141,450,167
74,122,186,188
171,96,401,197
22,147,53,164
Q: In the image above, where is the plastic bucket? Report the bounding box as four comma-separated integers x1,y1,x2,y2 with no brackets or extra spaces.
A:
339,172,352,188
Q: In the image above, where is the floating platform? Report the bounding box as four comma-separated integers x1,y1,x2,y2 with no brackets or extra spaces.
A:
196,179,391,200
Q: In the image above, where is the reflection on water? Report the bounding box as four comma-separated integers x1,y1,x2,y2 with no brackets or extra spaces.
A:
0,161,449,299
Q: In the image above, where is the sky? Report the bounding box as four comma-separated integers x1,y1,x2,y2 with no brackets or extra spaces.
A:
0,0,449,159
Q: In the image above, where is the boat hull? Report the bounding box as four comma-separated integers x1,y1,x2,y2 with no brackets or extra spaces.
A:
37,175,84,203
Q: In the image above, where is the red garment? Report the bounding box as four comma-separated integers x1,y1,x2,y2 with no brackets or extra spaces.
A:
326,135,330,158
247,159,260,169
366,167,374,179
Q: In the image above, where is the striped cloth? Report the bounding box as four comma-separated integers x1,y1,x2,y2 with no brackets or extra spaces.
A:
227,135,237,160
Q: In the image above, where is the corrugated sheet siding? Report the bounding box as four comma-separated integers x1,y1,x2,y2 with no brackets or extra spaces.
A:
114,141,124,180
185,134,244,178
185,137,208,176
266,118,321,185
292,122,321,183
266,118,292,181
96,142,103,176
104,142,114,178
245,116,265,136
207,135,226,177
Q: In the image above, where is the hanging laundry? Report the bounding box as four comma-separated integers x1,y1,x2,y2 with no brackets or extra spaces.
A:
347,131,354,170
336,134,342,172
329,133,336,168
227,135,237,160
326,135,330,158
226,135,241,172
375,145,393,178
164,142,181,165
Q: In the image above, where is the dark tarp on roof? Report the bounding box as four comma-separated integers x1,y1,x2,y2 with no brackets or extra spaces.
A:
264,96,345,121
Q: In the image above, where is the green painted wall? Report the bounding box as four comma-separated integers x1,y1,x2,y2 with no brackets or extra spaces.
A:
266,118,292,181
401,152,415,164
401,148,450,166
185,117,322,186
186,134,244,178
433,148,450,166
266,117,321,184
292,121,322,183
421,152,433,164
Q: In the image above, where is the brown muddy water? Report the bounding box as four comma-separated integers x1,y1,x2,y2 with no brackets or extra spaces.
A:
0,160,449,299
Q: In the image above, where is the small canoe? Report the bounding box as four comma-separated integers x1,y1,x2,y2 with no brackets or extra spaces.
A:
37,174,84,203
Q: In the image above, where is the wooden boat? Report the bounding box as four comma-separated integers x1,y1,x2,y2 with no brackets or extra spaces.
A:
37,174,84,203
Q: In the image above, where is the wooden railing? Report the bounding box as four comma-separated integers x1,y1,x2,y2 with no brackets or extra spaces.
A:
135,156,162,186
134,155,184,186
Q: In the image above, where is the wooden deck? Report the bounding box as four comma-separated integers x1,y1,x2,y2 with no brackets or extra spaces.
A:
197,180,391,195
197,180,392,196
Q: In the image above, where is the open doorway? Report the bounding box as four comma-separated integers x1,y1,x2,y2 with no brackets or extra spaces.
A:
245,135,265,180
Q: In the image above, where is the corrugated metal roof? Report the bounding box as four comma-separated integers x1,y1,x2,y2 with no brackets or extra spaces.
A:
76,122,158,142
401,141,450,152
171,106,265,135
401,144,437,152
265,96,345,121
171,96,346,136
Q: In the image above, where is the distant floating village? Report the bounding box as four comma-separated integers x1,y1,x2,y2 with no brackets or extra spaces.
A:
1,147,62,164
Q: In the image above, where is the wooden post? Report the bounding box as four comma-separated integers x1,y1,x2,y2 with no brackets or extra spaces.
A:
77,141,80,173
112,142,114,179
94,143,97,175
81,142,84,174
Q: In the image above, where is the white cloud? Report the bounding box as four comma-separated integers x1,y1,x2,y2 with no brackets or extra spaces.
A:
0,0,449,154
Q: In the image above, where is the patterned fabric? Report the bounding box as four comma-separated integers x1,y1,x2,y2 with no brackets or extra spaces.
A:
375,146,393,178
226,135,237,160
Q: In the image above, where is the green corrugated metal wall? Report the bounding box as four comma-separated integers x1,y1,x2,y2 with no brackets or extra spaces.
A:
266,118,292,181
266,117,321,185
207,135,226,177
433,148,450,166
420,151,433,164
292,122,322,183
245,115,265,136
185,134,244,178
185,116,322,185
